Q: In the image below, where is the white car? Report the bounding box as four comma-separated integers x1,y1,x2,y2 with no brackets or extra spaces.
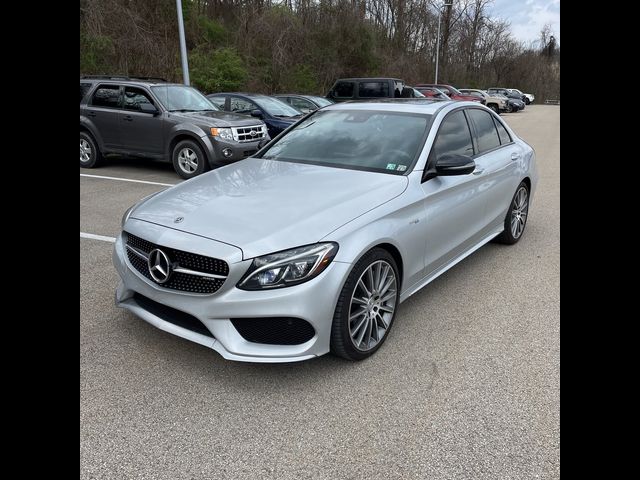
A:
458,89,507,114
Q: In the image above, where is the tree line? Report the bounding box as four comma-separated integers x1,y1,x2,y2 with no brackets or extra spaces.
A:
80,0,560,100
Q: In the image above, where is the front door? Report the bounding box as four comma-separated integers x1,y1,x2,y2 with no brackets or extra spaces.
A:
420,109,488,275
119,86,164,155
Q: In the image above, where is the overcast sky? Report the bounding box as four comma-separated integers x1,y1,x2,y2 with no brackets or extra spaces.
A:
487,0,560,46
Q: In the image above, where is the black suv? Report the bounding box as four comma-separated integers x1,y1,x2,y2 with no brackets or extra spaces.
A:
326,78,413,102
80,76,269,179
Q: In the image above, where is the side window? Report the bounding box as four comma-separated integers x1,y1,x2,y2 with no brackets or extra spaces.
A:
80,83,92,103
432,110,474,159
91,85,121,108
123,87,155,111
467,109,501,153
334,82,354,98
230,97,257,113
290,97,314,111
358,82,389,98
208,96,226,109
493,117,512,145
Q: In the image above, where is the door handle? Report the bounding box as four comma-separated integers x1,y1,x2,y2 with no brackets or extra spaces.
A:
123,115,133,121
473,168,484,175
87,111,96,117
511,152,521,161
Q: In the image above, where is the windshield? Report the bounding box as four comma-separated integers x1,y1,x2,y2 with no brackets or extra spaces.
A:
252,96,302,117
446,85,463,95
151,85,219,112
261,110,431,174
412,88,426,97
308,96,333,107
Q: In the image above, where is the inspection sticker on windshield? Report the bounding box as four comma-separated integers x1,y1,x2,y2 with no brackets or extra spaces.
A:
386,163,397,170
397,165,407,172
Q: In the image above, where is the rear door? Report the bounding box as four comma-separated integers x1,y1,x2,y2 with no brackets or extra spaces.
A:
466,108,521,230
86,84,123,149
119,86,164,155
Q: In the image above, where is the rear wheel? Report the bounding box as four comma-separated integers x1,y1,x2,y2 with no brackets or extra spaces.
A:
330,248,400,361
80,131,102,168
494,181,530,244
172,139,209,179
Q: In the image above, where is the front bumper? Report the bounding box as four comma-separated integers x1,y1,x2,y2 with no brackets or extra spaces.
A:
112,228,351,363
199,134,265,168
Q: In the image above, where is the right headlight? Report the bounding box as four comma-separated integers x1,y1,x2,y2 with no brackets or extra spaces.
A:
210,127,234,141
237,242,339,290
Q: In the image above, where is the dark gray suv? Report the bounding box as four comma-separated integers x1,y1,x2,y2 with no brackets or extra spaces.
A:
80,76,269,179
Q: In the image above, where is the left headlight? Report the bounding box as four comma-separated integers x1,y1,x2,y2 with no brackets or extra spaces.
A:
237,242,339,290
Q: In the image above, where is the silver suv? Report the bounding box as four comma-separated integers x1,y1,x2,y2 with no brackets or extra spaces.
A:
80,76,269,179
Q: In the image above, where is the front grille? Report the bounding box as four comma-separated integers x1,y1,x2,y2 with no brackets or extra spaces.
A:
125,232,228,294
231,317,315,345
232,125,266,143
133,293,213,338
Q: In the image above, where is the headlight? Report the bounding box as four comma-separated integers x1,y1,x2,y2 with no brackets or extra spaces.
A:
211,127,234,141
237,242,339,290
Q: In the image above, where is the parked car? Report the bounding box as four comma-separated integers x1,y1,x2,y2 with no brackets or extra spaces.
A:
415,84,483,103
208,92,304,139
80,76,268,179
326,78,410,101
114,99,537,363
459,88,507,114
487,87,526,110
414,86,449,100
273,94,334,114
508,88,535,105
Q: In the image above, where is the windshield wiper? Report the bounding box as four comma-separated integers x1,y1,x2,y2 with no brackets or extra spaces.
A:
168,109,197,112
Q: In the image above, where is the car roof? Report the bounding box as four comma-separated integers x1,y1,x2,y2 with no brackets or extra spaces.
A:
79,76,176,86
208,92,272,98
322,98,459,115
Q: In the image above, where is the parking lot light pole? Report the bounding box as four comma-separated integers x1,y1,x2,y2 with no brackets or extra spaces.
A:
434,0,453,84
176,0,190,85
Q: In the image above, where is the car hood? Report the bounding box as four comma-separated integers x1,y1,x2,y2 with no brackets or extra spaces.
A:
131,158,409,259
169,110,262,127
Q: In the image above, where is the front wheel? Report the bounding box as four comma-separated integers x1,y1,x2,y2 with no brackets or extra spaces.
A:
488,104,500,114
172,140,209,179
494,181,530,244
525,98,531,105
330,248,400,360
506,104,514,113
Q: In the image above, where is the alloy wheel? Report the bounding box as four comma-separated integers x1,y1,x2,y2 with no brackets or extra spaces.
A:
348,260,397,352
178,148,199,174
510,186,529,239
80,139,92,163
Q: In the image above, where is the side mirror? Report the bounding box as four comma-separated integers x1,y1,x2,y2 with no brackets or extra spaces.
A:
250,109,263,118
435,154,476,176
140,103,159,115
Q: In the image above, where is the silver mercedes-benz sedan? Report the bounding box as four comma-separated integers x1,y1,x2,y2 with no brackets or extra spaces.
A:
113,99,537,362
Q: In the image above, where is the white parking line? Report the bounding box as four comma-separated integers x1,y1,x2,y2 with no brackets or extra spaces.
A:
81,232,116,243
80,173,175,187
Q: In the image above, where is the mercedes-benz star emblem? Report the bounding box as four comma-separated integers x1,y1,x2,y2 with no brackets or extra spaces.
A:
174,216,184,223
148,249,172,284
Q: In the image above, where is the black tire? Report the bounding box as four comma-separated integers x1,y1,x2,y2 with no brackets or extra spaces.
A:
330,248,400,361
506,104,514,113
172,139,209,179
488,104,500,114
525,98,531,105
494,181,530,245
80,131,103,168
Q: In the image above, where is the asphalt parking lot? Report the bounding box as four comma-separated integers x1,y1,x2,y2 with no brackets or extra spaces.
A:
80,105,560,479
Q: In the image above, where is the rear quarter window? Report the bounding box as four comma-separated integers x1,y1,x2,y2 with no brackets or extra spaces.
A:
358,82,390,98
334,82,354,98
80,83,92,103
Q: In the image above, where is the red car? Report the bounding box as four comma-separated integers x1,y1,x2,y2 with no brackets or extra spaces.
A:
414,86,449,100
415,84,484,104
